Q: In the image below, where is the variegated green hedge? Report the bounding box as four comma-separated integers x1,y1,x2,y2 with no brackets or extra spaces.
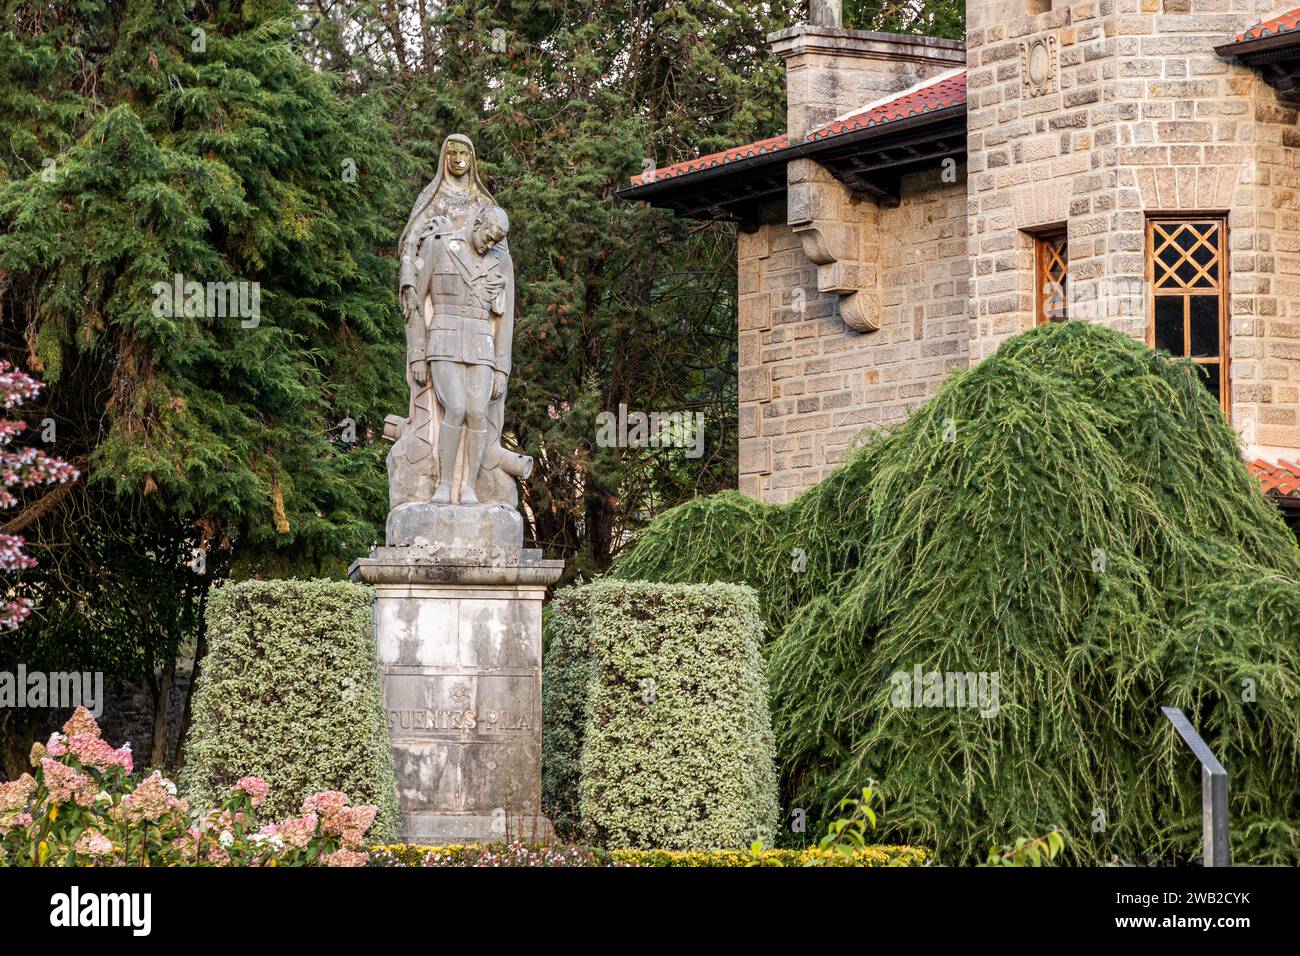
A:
179,579,398,839
543,579,779,850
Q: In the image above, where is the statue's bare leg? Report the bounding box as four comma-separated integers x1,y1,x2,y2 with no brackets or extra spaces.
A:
430,361,466,504
459,365,494,505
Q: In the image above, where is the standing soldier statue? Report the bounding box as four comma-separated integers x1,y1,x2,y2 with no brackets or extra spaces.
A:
386,134,531,533
410,205,510,505
354,143,564,848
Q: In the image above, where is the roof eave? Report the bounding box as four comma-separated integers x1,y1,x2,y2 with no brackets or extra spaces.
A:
1215,31,1300,59
615,102,968,207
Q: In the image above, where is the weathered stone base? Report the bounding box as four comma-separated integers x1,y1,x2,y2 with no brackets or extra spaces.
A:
386,502,523,549
402,812,556,845
349,545,564,845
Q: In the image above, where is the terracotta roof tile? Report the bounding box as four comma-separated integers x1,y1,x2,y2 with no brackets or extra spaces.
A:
806,71,967,140
1247,458,1300,497
630,133,789,186
1231,7,1300,44
630,69,966,187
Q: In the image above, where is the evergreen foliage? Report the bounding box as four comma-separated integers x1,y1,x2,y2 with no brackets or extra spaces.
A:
179,578,399,839
539,587,595,841
614,322,1300,864
846,0,964,39
0,0,411,707
543,578,780,850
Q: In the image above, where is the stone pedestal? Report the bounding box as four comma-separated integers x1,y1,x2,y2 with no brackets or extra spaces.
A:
349,544,564,844
386,502,524,550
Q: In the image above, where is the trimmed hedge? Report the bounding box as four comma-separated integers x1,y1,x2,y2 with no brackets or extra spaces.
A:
542,579,780,850
370,843,926,867
539,590,594,840
179,579,399,840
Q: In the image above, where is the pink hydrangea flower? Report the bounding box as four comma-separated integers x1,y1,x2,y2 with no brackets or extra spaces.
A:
41,758,95,807
231,776,269,808
0,773,35,812
74,830,113,858
0,810,34,838
62,707,100,739
170,828,205,864
301,791,348,818
202,808,246,833
261,811,318,850
69,733,132,771
202,843,231,866
322,848,369,867
117,771,175,822
44,733,68,758
338,805,378,848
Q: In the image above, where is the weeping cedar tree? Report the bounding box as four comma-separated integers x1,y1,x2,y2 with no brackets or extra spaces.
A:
616,322,1300,865
0,0,411,766
295,0,801,580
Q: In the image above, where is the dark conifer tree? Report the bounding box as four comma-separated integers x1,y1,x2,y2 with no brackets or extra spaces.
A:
0,0,410,766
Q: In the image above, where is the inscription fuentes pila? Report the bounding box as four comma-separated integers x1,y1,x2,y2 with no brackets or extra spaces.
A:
387,708,533,732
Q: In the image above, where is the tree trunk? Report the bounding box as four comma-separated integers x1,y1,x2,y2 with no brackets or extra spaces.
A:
0,709,19,780
173,625,207,772
149,656,176,770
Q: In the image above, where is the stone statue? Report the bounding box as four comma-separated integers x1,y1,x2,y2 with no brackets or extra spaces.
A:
384,134,532,546
353,134,565,844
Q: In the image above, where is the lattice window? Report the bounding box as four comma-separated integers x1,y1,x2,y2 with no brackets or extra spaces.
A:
1148,218,1229,413
1035,230,1068,325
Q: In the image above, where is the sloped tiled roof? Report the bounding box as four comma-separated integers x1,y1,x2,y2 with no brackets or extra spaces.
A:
1231,7,1300,44
631,134,789,185
630,69,966,187
807,70,967,140
1247,458,1300,497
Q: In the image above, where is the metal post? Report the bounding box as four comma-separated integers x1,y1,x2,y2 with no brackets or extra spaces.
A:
1161,706,1231,867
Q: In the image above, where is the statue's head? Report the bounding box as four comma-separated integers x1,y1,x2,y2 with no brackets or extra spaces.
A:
472,205,509,255
444,138,473,179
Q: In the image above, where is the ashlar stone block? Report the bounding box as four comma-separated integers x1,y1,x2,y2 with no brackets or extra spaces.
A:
350,545,564,843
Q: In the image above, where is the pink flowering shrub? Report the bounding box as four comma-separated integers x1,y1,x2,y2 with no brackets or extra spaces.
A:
0,708,377,867
0,360,78,628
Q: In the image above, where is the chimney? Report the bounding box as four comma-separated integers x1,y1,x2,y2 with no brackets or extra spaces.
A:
770,4,965,140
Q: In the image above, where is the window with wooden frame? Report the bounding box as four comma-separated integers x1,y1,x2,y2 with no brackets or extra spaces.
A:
1147,217,1229,413
1035,229,1068,325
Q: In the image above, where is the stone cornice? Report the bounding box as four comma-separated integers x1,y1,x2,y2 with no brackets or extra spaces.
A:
769,26,966,66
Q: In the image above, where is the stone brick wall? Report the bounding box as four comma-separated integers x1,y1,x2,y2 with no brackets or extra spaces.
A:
966,1,1121,363
738,165,969,503
965,0,1300,460
738,2,1300,505
1237,67,1300,456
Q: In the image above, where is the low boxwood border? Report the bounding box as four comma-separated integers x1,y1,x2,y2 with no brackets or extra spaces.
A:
369,843,927,867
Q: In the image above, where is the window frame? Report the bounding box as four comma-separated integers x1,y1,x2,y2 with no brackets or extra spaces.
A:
1145,215,1230,417
1034,228,1069,326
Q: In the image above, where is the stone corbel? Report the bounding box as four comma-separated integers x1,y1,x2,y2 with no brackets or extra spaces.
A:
788,159,881,333
794,223,881,332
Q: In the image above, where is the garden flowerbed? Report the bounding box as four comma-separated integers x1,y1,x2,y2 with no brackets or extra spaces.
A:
0,709,379,867
369,842,927,867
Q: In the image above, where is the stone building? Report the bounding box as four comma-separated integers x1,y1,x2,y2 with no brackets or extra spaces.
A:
618,0,1300,524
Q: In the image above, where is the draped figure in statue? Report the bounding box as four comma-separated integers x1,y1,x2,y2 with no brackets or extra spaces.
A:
387,134,531,514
